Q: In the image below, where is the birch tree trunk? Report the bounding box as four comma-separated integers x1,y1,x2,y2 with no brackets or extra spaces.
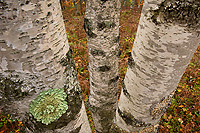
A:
116,0,200,132
84,0,121,132
0,0,91,132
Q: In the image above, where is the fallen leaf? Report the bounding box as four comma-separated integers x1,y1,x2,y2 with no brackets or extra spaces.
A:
177,89,182,92
178,118,183,124
179,105,184,108
168,115,172,120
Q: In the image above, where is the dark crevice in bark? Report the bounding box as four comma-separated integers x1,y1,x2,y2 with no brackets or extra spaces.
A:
84,18,97,38
118,107,151,127
98,65,111,72
128,55,135,69
97,21,116,31
114,35,120,44
100,0,108,4
118,49,121,57
100,0,108,2
108,76,119,85
122,80,131,99
0,76,28,101
91,49,105,57
97,22,106,31
151,0,200,29
60,48,73,66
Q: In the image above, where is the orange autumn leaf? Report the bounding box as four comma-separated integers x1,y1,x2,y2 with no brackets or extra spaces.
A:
168,115,172,120
179,105,184,108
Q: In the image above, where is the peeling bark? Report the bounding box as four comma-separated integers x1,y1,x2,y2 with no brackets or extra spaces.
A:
116,0,200,132
0,0,91,132
84,0,121,132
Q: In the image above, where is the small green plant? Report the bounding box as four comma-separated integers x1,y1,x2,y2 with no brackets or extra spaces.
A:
124,36,134,42
29,88,68,125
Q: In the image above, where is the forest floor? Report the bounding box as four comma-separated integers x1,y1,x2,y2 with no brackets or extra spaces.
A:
0,2,199,133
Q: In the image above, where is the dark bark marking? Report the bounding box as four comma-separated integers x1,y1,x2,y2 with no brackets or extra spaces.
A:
151,0,200,29
118,49,121,57
60,48,73,67
105,21,116,28
84,18,97,38
98,65,110,72
25,1,30,4
97,22,106,31
118,107,150,127
108,76,119,85
122,80,131,99
128,55,135,68
91,81,98,89
97,21,116,31
97,15,102,21
0,76,28,101
47,12,51,17
127,52,131,57
100,0,108,2
114,35,120,44
47,3,52,7
0,2,7,6
91,49,105,57
100,0,108,4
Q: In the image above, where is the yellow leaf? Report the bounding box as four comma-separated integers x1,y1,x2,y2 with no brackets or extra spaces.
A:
177,89,182,92
179,105,184,108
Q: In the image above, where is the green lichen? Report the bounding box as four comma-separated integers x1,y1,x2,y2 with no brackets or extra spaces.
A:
29,88,68,125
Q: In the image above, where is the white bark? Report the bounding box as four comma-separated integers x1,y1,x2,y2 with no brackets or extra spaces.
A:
84,0,121,132
0,0,91,132
116,0,200,132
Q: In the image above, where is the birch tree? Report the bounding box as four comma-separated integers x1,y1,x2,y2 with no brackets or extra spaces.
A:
115,0,200,132
84,0,121,132
0,0,91,132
